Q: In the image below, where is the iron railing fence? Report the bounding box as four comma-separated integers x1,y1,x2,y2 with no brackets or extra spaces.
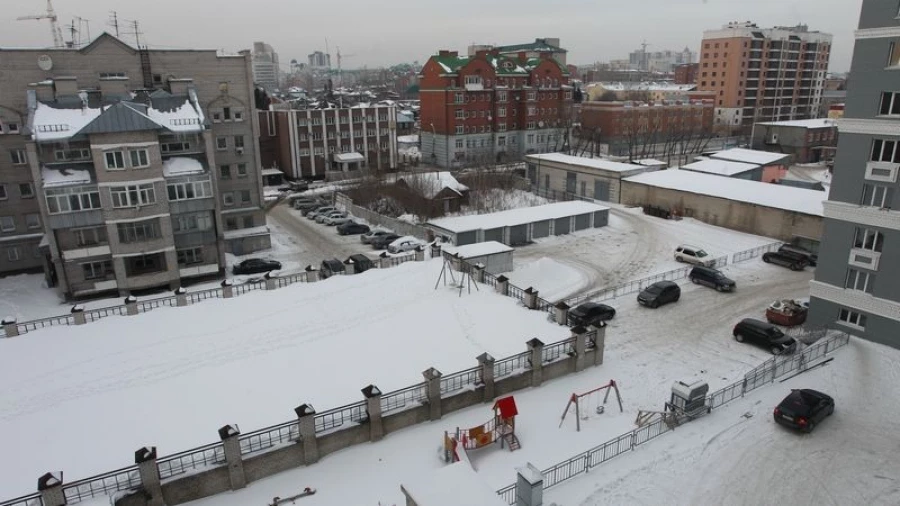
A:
380,383,429,414
239,421,300,456
0,494,43,506
314,402,369,434
731,242,782,263
439,366,482,395
493,351,532,379
541,338,575,363
156,443,226,480
61,466,142,504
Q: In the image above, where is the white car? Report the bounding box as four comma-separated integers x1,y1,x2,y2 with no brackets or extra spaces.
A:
387,236,425,254
674,245,713,266
316,210,345,224
323,213,351,226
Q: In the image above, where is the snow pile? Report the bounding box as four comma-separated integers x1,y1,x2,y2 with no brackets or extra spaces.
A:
147,99,204,133
31,102,103,142
506,257,588,301
162,157,205,177
711,147,789,165
458,189,550,216
681,157,760,176
398,172,468,199
41,166,92,187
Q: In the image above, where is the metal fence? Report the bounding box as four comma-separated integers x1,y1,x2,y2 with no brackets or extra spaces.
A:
0,494,43,506
17,314,75,332
239,421,300,456
61,466,142,503
731,242,782,263
380,383,429,414
506,283,526,302
83,305,127,322
493,350,532,378
439,366,482,395
187,288,222,304
313,401,369,433
334,193,431,240
541,338,575,363
157,443,226,480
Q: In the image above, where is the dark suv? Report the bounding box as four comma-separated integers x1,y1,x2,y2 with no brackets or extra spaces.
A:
778,244,818,266
774,389,834,433
637,281,681,308
568,302,616,327
762,251,808,271
689,266,735,292
732,318,796,354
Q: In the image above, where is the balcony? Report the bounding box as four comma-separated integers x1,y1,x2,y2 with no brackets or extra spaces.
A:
823,200,900,231
809,280,900,323
865,161,899,183
179,263,220,279
62,244,111,261
848,248,881,270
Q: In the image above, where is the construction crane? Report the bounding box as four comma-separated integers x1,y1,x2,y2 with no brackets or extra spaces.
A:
17,0,65,48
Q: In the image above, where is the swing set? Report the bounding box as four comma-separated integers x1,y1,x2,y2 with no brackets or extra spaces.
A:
559,380,624,432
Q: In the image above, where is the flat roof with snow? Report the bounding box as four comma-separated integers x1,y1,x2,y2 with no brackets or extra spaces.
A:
710,148,790,166
755,118,835,129
402,462,509,506
428,201,609,233
681,158,760,176
526,153,647,174
441,241,513,258
162,157,205,178
624,169,825,216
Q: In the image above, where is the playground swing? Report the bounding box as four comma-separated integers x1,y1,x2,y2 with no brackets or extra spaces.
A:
559,380,624,432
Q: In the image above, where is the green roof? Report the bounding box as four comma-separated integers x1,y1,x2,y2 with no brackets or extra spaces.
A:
431,52,569,76
524,57,570,75
496,39,567,54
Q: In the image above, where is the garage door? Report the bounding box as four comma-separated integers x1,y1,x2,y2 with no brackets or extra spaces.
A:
484,227,504,243
508,224,528,245
554,217,571,235
456,231,477,246
594,210,609,227
594,180,611,201
532,220,550,239
574,213,591,231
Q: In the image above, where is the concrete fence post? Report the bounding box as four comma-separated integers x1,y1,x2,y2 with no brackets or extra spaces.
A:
124,296,138,316
527,338,545,387
37,472,66,506
422,367,443,421
221,279,234,298
477,352,495,402
362,385,384,442
554,301,569,326
264,272,277,290
591,323,607,366
175,287,188,307
378,252,391,269
572,325,587,372
473,264,486,283
305,265,319,282
295,404,319,464
496,275,509,296
515,463,544,506
71,305,86,325
523,287,536,309
430,242,442,259
344,258,357,275
2,317,19,337
414,246,425,262
217,425,246,490
134,446,164,506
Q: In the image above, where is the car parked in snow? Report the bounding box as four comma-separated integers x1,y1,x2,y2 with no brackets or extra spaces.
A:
762,251,808,271
370,233,401,250
337,222,371,235
315,210,343,224
774,389,834,433
674,245,714,266
322,212,351,226
732,318,796,354
306,206,336,219
387,236,426,254
777,244,818,266
689,266,735,292
568,302,616,327
232,258,282,275
637,281,681,308
361,229,392,244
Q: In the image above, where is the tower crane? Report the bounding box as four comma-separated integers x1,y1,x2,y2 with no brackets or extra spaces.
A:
17,0,65,48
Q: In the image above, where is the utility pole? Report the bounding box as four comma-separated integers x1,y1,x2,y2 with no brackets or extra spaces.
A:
108,11,120,38
124,19,143,47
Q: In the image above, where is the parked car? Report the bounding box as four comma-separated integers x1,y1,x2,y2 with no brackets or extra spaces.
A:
232,258,282,275
338,222,371,235
778,244,818,266
306,206,336,219
361,229,392,244
774,389,834,433
674,245,714,266
637,281,681,308
387,236,426,254
316,210,346,224
762,251,808,271
322,212,351,226
320,258,346,279
346,253,374,273
568,302,616,327
371,233,401,250
689,265,735,292
732,318,796,354
292,197,323,210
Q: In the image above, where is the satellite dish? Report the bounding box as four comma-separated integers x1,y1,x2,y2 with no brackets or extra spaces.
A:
538,121,545,128
37,55,53,71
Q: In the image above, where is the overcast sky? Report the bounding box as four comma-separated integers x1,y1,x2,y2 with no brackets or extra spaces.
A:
2,0,861,72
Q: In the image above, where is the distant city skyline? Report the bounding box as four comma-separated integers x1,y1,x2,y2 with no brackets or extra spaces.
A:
2,0,860,72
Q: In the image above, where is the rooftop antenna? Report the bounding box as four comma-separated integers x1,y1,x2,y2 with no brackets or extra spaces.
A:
123,19,143,47
66,18,78,48
108,11,120,38
16,0,65,48
76,17,91,46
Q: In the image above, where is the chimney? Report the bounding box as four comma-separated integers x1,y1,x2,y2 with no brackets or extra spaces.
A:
475,49,490,59
53,76,78,97
517,51,528,64
99,77,129,98
168,77,194,96
438,50,457,57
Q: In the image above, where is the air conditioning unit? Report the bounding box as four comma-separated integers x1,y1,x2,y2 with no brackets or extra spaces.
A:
236,147,244,155
766,133,779,145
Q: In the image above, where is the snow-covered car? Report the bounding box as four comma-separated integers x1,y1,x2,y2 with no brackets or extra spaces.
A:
316,210,345,224
306,206,336,219
322,213,351,226
387,236,426,254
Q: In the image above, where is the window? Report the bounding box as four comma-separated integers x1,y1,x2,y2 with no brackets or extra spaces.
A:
110,183,156,208
845,269,874,294
11,149,27,165
888,42,900,67
19,183,34,198
853,227,884,252
299,148,310,156
314,147,324,155
54,148,91,161
313,132,323,140
7,247,20,262
223,107,232,121
105,151,125,169
861,183,894,208
3,123,20,134
125,253,165,276
455,139,464,149
498,123,507,132
312,117,322,126
117,219,160,243
237,163,248,177
0,216,14,232
528,106,536,116
177,247,203,266
74,227,107,247
173,213,213,233
240,190,251,203
225,218,237,230
216,136,228,150
234,110,244,122
464,75,482,86
527,91,536,101
838,308,867,329
168,180,212,201
234,136,245,150
82,260,112,280
0,185,5,200
242,216,254,228
222,164,234,179
45,186,101,213
129,149,149,168
455,126,464,135
879,92,900,115
25,213,40,230
870,139,900,162
527,121,536,129
212,111,222,123
498,91,507,101
223,193,234,206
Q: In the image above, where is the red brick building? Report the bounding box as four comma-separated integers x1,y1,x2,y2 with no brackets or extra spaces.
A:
419,49,574,168
674,63,699,84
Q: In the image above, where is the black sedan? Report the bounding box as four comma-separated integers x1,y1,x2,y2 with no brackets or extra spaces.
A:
337,221,371,236
774,389,834,433
370,233,401,250
232,258,282,275
568,302,616,327
637,281,680,308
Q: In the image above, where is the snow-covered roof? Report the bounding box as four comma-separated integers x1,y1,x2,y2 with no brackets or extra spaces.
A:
634,158,668,167
754,118,836,129
397,135,419,144
335,152,365,163
710,148,790,166
260,168,284,177
397,172,468,199
41,166,93,188
592,82,697,92
223,225,270,240
162,157,205,178
527,153,648,174
146,98,204,133
31,102,103,142
441,241,513,258
428,201,609,233
681,158,760,176
402,462,509,506
624,169,826,216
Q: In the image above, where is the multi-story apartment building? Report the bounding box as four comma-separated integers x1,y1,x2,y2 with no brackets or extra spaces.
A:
579,99,714,151
308,51,331,69
674,63,699,84
258,106,398,180
252,41,280,92
697,22,832,132
0,33,270,298
629,47,695,72
807,0,900,349
419,49,574,168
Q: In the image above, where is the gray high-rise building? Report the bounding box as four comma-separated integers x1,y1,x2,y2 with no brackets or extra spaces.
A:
308,51,331,69
807,0,900,349
252,41,280,91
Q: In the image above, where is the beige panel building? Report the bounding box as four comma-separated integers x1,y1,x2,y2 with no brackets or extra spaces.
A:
0,33,270,298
